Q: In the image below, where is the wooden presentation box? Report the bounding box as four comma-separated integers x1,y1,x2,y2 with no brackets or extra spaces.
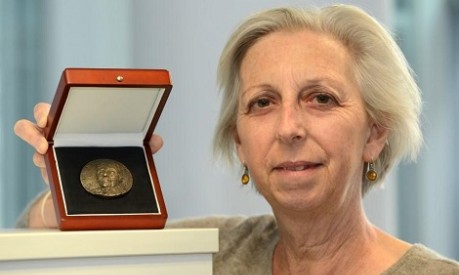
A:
44,68,172,230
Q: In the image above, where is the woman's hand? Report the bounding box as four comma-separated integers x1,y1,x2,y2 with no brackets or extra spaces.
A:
14,103,53,228
14,102,51,183
148,133,164,154
14,102,164,228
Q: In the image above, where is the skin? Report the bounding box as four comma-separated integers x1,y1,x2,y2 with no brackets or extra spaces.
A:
235,29,409,274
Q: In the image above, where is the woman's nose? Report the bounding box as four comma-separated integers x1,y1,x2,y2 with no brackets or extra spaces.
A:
276,104,306,144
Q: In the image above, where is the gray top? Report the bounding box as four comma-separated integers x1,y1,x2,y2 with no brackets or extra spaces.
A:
168,215,459,274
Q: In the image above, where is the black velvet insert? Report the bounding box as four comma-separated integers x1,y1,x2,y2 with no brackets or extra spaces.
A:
55,147,159,215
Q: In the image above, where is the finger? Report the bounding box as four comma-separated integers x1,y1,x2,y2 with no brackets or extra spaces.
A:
40,168,49,185
34,153,49,184
33,152,46,168
33,103,51,128
14,119,49,154
149,134,164,154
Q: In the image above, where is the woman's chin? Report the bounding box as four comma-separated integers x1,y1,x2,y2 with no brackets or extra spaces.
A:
268,189,330,214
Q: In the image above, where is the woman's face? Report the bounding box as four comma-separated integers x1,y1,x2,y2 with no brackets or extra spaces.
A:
97,166,119,187
235,30,387,213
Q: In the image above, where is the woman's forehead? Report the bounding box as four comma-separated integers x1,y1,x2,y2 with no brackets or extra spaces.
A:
239,29,357,91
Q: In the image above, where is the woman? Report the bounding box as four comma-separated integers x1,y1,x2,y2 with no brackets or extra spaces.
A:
14,4,459,274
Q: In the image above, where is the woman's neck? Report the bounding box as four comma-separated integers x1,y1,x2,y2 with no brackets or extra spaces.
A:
271,179,407,274
271,197,410,275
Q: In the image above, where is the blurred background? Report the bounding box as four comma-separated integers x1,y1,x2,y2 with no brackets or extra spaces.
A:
1,0,458,260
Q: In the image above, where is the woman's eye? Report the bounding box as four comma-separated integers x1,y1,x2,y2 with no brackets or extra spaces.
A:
248,97,271,110
255,98,271,108
246,97,273,114
313,93,336,105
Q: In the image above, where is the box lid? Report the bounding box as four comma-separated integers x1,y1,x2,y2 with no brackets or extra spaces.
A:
45,68,172,147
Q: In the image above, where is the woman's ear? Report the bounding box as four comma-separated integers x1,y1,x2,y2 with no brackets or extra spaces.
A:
363,122,389,162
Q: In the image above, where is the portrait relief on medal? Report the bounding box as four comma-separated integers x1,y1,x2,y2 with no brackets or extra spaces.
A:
80,159,133,198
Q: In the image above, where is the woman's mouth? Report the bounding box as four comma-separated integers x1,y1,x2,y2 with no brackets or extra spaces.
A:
274,161,322,171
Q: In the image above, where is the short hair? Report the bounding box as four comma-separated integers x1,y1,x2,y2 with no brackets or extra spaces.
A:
213,5,422,194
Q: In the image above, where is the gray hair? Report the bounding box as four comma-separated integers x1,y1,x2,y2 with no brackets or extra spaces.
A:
213,5,422,194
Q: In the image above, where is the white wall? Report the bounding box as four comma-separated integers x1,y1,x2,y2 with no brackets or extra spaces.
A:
396,0,459,259
41,0,396,232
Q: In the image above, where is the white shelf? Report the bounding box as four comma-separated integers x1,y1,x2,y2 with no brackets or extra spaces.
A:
0,228,218,274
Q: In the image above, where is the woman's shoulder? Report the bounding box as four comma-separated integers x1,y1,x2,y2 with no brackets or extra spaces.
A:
166,214,277,231
166,214,278,244
383,244,459,274
167,214,278,274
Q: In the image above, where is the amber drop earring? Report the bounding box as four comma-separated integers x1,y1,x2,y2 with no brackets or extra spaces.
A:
241,165,250,185
366,161,378,181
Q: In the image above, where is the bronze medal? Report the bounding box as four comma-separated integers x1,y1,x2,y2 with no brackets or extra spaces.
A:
80,159,133,198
